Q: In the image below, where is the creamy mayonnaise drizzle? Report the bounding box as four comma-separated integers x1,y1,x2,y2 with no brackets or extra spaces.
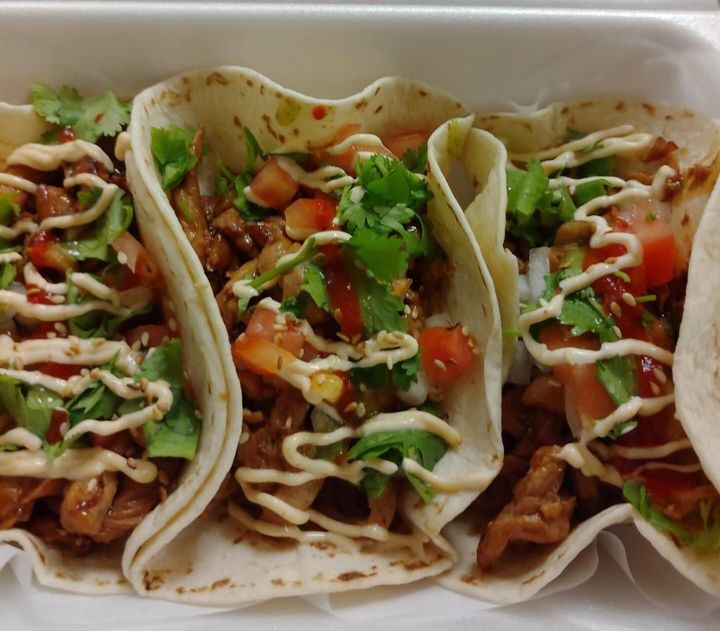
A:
515,125,682,483
0,139,178,483
0,336,172,482
227,137,470,548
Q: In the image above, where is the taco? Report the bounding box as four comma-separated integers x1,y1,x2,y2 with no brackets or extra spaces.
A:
0,85,239,593
124,66,505,603
429,99,720,602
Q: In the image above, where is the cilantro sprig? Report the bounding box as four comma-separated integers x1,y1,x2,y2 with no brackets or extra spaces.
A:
215,129,269,221
624,482,720,552
32,83,131,143
348,429,447,503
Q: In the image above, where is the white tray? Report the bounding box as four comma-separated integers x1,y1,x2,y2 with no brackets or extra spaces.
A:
1,3,720,629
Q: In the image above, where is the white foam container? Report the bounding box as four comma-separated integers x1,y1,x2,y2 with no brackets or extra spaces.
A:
1,2,720,629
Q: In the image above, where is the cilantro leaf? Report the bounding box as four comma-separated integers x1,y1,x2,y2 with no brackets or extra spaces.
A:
597,356,636,407
507,160,548,219
392,354,420,391
65,359,120,427
135,339,187,388
65,273,149,339
623,481,692,541
356,154,431,211
360,468,392,498
0,377,63,444
142,393,199,460
349,364,388,390
348,430,447,504
216,161,269,222
244,128,266,174
574,179,610,207
579,156,616,177
151,126,198,190
133,340,200,460
301,262,330,312
31,83,131,142
0,191,21,226
354,270,406,338
0,264,16,290
506,161,576,247
62,191,133,261
401,142,428,174
345,229,408,282
77,186,103,210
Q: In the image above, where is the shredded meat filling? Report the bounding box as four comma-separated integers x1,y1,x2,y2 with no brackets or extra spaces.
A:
476,446,576,570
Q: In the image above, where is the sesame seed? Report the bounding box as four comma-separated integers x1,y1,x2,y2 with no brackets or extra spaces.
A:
239,431,250,445
131,340,142,351
344,402,358,413
606,257,617,264
80,368,90,376
159,487,168,501
411,308,418,319
169,318,178,332
50,295,65,304
433,359,447,372
610,301,622,318
337,333,350,343
653,368,667,384
59,422,69,436
650,382,661,396
117,252,128,265
403,304,411,315
612,326,622,339
141,332,150,347
127,457,138,469
356,402,366,417
87,478,98,493
621,292,636,307
461,326,470,336
54,322,67,335
284,416,293,429
298,348,305,358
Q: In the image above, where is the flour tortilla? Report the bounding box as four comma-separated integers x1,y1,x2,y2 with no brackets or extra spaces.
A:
433,98,720,602
0,103,241,594
126,66,504,604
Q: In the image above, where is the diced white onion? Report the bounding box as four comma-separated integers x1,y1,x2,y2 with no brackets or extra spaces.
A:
507,340,533,385
517,274,530,303
397,369,429,407
425,312,452,328
528,246,550,302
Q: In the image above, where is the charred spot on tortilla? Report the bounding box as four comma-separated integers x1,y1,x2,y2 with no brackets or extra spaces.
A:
336,571,375,582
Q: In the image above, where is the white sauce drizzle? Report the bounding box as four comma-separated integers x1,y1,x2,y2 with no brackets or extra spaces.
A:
274,156,354,193
514,126,681,481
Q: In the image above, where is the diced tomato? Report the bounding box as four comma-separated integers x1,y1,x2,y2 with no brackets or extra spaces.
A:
539,323,616,421
419,326,473,386
26,286,54,305
626,205,675,287
231,334,297,378
636,354,672,398
112,232,164,288
37,362,83,380
384,131,430,161
246,306,305,357
58,126,75,143
321,244,362,339
583,243,647,297
46,409,69,444
320,123,395,174
124,324,176,349
28,230,75,274
90,429,132,452
249,159,299,210
284,197,337,240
